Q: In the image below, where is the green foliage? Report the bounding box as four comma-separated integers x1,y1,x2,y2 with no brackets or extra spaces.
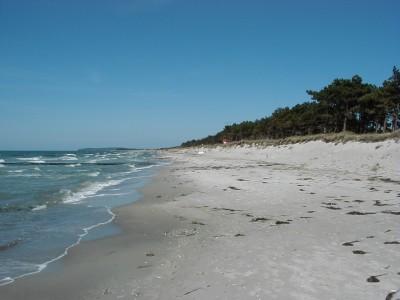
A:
306,75,375,132
382,66,400,105
181,67,400,147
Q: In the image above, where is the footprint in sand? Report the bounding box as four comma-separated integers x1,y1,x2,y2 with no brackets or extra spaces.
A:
367,276,380,282
382,210,400,215
353,200,365,203
323,206,342,210
347,211,376,215
342,240,360,246
192,220,206,225
275,220,291,225
366,273,387,283
374,200,392,207
225,186,241,191
250,217,271,222
385,290,399,300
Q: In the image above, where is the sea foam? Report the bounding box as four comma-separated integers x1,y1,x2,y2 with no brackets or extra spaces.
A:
31,205,47,211
62,179,126,204
0,149,161,286
17,157,45,163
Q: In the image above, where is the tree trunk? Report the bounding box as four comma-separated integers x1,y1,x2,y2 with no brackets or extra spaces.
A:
383,116,387,132
342,116,347,132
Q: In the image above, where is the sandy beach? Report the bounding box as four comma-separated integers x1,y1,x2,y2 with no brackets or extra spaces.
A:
1,139,399,300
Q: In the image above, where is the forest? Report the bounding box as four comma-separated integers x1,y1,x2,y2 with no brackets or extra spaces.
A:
182,67,400,147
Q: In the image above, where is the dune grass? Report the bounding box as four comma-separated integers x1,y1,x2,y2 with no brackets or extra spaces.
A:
212,130,400,148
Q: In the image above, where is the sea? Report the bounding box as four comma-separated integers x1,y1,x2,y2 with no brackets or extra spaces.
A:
0,149,166,286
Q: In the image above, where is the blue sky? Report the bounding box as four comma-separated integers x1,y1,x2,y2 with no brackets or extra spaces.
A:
1,0,399,150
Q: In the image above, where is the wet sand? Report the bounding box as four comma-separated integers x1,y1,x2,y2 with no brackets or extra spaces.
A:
1,140,399,299
0,165,190,299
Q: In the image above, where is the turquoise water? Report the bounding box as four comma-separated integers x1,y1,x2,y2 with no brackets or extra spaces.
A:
0,149,165,285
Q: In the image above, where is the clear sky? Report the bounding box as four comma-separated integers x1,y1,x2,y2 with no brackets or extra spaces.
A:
1,0,399,150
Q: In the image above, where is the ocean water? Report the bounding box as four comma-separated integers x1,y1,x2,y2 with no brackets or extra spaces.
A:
0,149,165,285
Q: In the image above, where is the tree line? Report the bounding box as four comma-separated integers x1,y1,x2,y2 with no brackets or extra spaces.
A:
182,67,400,147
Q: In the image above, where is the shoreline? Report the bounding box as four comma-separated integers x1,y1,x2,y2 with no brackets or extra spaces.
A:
1,140,399,299
0,163,190,299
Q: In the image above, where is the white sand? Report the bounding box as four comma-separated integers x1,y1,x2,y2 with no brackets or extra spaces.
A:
134,140,400,299
1,139,399,300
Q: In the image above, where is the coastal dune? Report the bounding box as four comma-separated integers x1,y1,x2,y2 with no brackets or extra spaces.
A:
1,139,399,299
